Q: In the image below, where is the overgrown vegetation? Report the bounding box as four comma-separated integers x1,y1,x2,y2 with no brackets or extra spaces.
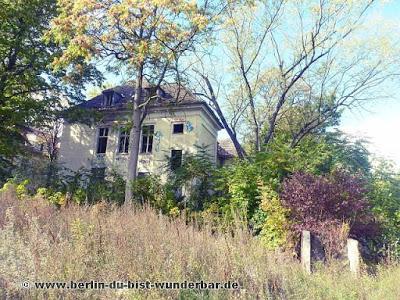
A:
1,187,400,300
5,132,399,262
1,0,400,298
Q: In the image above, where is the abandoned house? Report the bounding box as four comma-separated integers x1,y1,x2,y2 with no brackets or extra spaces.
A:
58,83,225,180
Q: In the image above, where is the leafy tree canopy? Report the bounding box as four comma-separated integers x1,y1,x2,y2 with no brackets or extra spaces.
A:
0,0,102,181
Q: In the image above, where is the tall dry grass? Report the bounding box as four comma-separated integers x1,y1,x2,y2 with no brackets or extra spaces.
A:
0,186,399,300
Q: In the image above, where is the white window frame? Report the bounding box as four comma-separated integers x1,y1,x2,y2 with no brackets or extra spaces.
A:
140,124,155,154
117,128,130,154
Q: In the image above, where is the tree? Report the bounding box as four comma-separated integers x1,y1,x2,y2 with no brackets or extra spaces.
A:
193,0,399,156
0,0,56,158
0,0,101,182
48,0,220,202
37,116,63,186
193,71,247,159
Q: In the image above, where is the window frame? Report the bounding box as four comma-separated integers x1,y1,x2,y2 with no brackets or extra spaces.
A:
170,149,183,171
172,123,184,134
117,128,130,154
90,167,106,182
140,124,155,154
96,127,109,154
103,92,114,107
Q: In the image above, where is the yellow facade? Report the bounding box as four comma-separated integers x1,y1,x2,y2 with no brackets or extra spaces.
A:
59,104,221,179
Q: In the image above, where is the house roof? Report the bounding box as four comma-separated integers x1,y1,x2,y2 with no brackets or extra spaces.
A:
78,83,199,109
217,138,237,159
76,83,223,129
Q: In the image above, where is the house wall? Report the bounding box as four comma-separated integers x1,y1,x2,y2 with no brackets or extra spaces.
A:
58,106,220,180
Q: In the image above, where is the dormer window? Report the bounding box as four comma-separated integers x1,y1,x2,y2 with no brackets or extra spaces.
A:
103,92,114,107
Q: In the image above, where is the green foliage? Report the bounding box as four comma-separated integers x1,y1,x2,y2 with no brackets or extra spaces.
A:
369,159,400,259
256,131,371,181
0,181,13,194
211,131,373,237
0,0,102,181
11,156,66,191
15,180,29,200
258,182,290,249
129,146,218,216
52,167,126,205
131,175,177,214
168,145,216,211
73,188,86,205
213,160,260,223
87,169,126,205
35,187,65,206
320,131,371,176
0,0,56,156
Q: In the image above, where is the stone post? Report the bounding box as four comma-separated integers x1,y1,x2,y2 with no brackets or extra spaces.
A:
347,238,361,276
301,230,312,274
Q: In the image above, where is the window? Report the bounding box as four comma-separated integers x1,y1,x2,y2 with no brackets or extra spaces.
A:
91,167,106,181
96,127,109,154
118,129,129,153
138,172,149,178
141,125,154,153
173,123,184,134
104,92,114,106
170,150,183,171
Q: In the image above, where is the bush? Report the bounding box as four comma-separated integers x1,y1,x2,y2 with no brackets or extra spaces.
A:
258,182,290,249
167,145,216,211
213,160,260,223
131,174,177,214
58,168,126,205
369,160,400,260
280,170,378,258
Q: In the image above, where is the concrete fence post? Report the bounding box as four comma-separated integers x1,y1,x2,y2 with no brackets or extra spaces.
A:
301,230,312,274
347,238,361,276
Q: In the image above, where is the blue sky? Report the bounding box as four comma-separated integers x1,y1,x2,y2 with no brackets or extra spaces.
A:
85,0,400,169
339,1,400,168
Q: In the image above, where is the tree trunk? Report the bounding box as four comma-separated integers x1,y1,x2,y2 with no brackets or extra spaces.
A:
198,73,247,159
212,100,246,159
125,66,143,203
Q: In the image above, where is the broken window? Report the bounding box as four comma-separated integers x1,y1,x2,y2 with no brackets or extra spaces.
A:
118,129,129,153
173,123,184,134
97,127,109,154
141,125,154,153
170,149,183,171
104,92,114,106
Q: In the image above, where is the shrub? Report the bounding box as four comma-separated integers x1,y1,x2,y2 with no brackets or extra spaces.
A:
59,168,125,205
213,160,260,223
168,145,216,211
258,182,290,249
35,188,66,206
131,175,177,213
369,160,400,260
280,170,378,257
16,179,30,200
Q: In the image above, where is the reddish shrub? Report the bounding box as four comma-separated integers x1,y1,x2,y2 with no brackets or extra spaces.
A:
280,170,378,257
